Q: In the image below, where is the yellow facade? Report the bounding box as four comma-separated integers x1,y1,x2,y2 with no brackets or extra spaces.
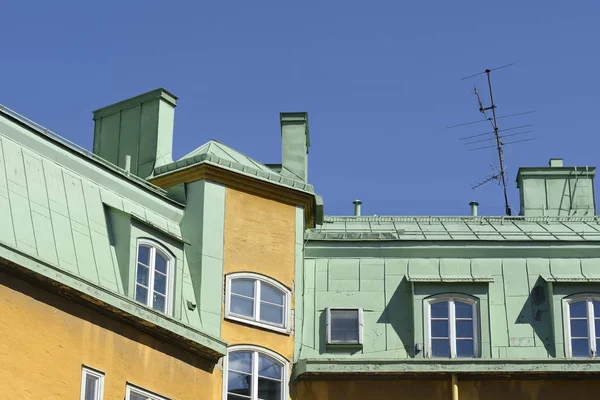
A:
222,187,296,361
0,270,219,400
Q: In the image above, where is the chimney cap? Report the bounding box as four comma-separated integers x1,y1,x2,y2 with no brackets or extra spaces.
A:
353,199,363,205
469,201,479,206
549,158,564,167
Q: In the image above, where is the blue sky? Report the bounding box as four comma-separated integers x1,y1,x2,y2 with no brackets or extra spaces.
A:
1,1,598,216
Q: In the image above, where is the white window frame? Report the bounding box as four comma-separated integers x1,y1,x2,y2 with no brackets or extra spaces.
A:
326,307,364,345
80,366,104,400
563,293,600,358
222,345,288,400
424,294,479,358
225,273,291,333
134,239,175,316
125,384,169,400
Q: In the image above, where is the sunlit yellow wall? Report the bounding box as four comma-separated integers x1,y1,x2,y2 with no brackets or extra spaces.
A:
222,186,296,357
0,270,219,400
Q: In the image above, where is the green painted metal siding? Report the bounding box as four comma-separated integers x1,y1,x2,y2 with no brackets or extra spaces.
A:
298,257,600,360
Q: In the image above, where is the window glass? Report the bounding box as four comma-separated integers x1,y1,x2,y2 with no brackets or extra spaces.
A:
428,297,477,358
330,309,359,343
227,275,289,330
126,386,167,400
81,368,103,400
134,242,172,314
227,350,283,400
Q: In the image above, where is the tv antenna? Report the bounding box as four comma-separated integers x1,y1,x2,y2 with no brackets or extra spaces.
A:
445,63,536,216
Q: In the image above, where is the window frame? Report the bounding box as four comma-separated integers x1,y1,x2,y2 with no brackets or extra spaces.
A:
225,273,291,334
134,238,175,316
80,366,104,400
424,293,479,358
222,345,288,400
563,293,600,358
125,383,169,400
326,307,364,345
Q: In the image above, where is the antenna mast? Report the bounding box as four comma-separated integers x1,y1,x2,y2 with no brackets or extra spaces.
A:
446,63,536,216
480,69,511,215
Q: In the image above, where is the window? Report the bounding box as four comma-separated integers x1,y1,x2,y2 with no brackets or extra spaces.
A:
224,347,287,400
564,294,600,357
225,273,291,332
135,240,174,314
126,384,168,400
80,366,104,400
326,307,364,345
425,295,478,358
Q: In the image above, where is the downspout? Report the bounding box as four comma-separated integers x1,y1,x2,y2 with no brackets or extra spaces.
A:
452,374,459,400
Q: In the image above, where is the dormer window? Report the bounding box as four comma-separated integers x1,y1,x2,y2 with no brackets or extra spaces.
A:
135,239,174,315
225,273,291,333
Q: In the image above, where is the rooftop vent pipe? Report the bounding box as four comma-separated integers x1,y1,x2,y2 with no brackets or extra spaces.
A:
469,201,479,216
353,199,362,217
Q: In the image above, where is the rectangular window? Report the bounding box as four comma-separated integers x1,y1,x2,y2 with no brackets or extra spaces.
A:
326,307,364,345
80,367,104,400
126,384,168,400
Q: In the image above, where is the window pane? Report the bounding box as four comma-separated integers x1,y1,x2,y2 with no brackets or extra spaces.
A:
570,301,587,318
135,285,148,304
455,301,473,319
456,339,475,357
154,272,167,295
331,310,359,342
431,320,449,338
137,246,150,265
155,253,167,274
232,279,255,298
571,338,590,357
229,352,252,373
84,374,99,400
594,301,600,318
129,392,148,400
153,293,166,313
260,302,284,325
456,320,473,339
430,301,448,318
570,319,588,338
596,320,600,338
258,354,282,379
228,395,250,400
136,264,149,286
227,371,251,397
258,377,281,400
431,339,450,357
231,295,254,317
261,283,284,305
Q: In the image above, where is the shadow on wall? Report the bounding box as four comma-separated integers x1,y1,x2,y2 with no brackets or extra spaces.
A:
0,266,216,373
516,276,555,357
378,277,414,357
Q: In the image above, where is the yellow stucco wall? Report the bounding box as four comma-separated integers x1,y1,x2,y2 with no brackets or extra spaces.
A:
222,187,296,361
0,270,220,400
459,379,600,400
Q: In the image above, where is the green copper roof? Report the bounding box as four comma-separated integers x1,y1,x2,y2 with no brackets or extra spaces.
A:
308,216,600,241
153,139,315,193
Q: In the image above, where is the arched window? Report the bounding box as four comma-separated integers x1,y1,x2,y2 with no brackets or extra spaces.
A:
424,294,479,358
564,294,600,357
225,273,291,333
224,346,287,400
135,239,174,315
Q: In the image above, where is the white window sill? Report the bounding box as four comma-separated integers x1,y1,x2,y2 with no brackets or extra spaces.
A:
225,314,290,335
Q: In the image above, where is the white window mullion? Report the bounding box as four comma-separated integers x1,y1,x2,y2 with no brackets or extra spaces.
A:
255,281,261,321
252,351,259,400
148,247,156,307
449,299,457,358
588,299,596,356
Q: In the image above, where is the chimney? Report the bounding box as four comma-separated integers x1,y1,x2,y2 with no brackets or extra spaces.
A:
92,88,177,179
353,199,362,216
280,112,309,182
516,158,596,216
469,201,479,216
